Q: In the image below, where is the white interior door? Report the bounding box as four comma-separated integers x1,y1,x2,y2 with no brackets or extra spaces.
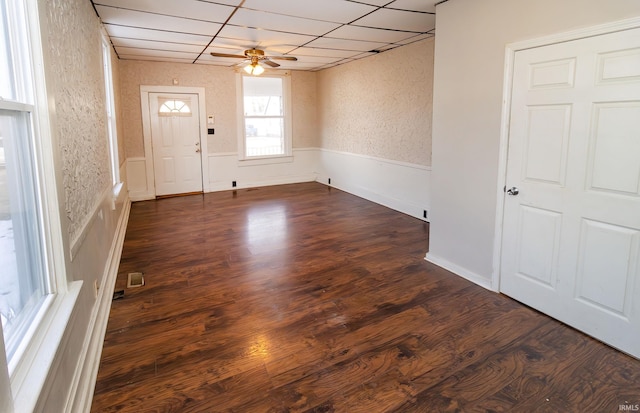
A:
149,93,203,196
501,27,640,358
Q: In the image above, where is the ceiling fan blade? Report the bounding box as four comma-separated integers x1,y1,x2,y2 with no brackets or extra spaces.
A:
269,56,298,61
262,59,280,68
210,52,247,59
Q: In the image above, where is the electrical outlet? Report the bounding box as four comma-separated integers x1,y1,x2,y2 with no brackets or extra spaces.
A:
423,210,428,219
328,178,331,185
232,181,237,187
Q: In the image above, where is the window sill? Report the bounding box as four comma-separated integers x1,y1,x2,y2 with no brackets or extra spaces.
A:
238,155,293,167
10,281,82,412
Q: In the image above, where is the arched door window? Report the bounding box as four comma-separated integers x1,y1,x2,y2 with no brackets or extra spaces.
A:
158,99,192,116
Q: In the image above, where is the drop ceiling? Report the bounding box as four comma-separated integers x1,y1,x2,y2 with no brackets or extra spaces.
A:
91,0,436,71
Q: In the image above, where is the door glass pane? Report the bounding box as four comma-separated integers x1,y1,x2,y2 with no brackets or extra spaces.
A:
0,110,48,361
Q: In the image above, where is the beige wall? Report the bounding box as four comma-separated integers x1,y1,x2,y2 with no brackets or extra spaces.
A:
429,0,640,285
120,62,319,158
317,38,434,166
291,70,319,149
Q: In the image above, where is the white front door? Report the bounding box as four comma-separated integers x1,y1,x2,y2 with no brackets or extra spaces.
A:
149,93,203,196
501,27,640,358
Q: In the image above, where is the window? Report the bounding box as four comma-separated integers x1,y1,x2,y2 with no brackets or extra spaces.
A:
238,74,292,159
102,36,119,186
0,0,51,366
1,1,76,410
158,99,191,115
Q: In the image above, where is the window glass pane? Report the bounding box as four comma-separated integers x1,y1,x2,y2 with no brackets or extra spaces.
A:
242,76,287,158
243,77,283,116
0,0,16,100
102,40,120,185
0,110,48,361
245,118,284,157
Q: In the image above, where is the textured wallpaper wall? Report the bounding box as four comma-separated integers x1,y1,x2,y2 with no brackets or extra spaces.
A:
42,0,111,243
120,62,319,158
291,71,319,148
317,38,434,166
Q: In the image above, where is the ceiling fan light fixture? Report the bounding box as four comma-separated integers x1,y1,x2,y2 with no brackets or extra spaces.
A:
244,62,264,76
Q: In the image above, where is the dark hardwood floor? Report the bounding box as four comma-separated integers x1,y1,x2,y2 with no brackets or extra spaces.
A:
91,182,640,413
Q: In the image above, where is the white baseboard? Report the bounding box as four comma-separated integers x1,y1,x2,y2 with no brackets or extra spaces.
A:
65,196,131,413
424,252,495,291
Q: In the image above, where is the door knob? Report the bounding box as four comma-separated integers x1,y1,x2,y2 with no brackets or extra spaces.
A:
506,187,519,196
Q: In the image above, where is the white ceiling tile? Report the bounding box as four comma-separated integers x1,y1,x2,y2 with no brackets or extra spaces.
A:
352,9,435,32
208,44,298,57
96,6,222,36
95,0,438,70
290,47,362,59
396,33,434,45
198,0,243,6
292,55,345,64
216,25,315,49
326,25,416,43
119,55,195,63
228,8,341,36
349,52,378,60
386,0,438,13
196,60,240,67
93,0,235,23
273,62,324,70
205,44,298,58
351,0,389,6
115,47,199,59
198,53,247,64
305,37,389,52
111,38,205,53
242,0,376,24
205,45,246,55
105,25,212,45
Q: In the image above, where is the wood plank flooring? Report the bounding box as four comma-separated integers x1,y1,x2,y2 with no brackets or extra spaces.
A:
91,182,640,412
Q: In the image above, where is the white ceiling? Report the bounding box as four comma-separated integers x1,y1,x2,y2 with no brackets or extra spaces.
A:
91,0,437,71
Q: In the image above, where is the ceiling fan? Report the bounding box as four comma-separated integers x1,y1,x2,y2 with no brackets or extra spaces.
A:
210,48,298,75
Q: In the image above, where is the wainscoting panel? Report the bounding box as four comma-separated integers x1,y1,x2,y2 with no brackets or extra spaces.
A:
127,148,431,224
126,157,154,201
207,148,319,192
317,149,431,221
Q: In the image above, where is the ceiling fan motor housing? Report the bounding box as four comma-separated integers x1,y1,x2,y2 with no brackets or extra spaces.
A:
245,49,265,58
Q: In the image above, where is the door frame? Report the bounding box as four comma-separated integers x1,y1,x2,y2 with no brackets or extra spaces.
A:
140,85,209,197
492,16,640,291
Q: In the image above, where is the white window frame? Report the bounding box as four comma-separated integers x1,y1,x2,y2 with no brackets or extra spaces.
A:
0,0,79,411
236,72,293,164
101,33,123,209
